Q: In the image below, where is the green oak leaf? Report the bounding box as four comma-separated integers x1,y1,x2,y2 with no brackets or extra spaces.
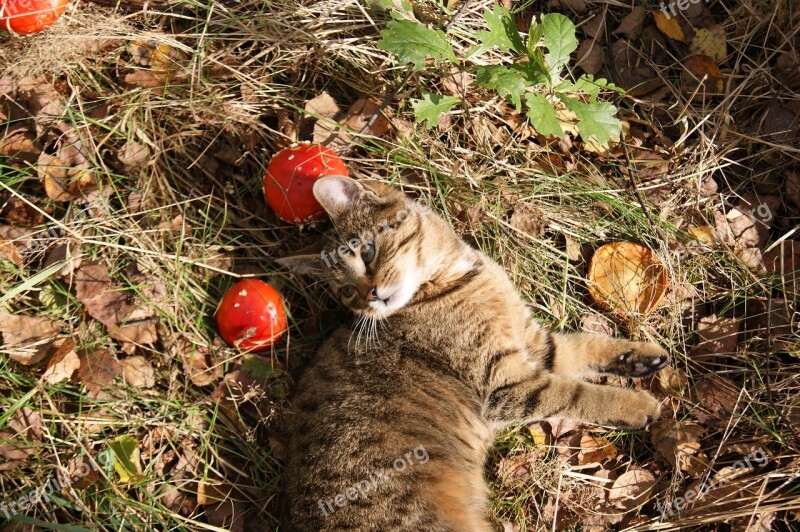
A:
377,18,457,70
412,93,461,129
473,65,527,110
541,13,577,79
468,5,525,57
561,97,621,146
524,93,564,138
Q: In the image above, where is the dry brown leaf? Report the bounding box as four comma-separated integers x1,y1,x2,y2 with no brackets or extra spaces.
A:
614,7,646,39
120,355,156,388
17,76,65,120
608,468,656,511
0,131,39,165
578,435,618,465
744,298,797,353
0,407,43,470
610,39,662,96
653,11,685,41
0,195,47,227
775,52,800,90
172,338,223,386
119,140,151,169
74,261,130,329
692,376,740,426
339,98,391,139
124,70,169,88
441,67,473,96
41,338,80,384
691,26,727,63
682,55,724,95
304,91,341,120
0,311,62,365
687,225,716,247
496,452,534,486
651,419,709,477
576,39,603,75
582,15,605,40
0,236,24,266
76,349,123,398
691,314,740,356
761,103,799,144
587,241,669,316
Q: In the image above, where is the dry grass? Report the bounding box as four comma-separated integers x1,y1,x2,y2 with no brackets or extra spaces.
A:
1,0,799,530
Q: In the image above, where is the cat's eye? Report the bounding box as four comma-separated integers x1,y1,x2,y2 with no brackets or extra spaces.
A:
360,241,376,264
340,285,356,298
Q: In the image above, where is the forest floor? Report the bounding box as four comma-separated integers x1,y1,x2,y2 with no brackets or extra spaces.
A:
1,0,799,530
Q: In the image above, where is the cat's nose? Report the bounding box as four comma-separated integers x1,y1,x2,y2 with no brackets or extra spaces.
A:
366,286,380,302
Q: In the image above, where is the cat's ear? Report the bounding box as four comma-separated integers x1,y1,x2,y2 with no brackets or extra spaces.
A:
275,240,328,276
313,175,371,219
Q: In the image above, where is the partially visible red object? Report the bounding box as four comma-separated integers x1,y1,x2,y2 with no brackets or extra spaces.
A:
0,0,68,35
215,279,288,352
264,142,348,224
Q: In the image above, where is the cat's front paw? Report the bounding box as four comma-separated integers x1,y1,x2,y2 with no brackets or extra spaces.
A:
611,390,662,429
601,342,669,378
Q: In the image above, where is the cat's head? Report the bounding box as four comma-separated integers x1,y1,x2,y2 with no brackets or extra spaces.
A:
277,175,461,319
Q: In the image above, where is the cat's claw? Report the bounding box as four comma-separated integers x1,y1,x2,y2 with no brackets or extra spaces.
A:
602,344,669,377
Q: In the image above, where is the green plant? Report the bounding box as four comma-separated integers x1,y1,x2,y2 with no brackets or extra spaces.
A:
377,6,622,147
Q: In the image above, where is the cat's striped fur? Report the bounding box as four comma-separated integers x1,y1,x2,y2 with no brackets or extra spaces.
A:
279,176,668,531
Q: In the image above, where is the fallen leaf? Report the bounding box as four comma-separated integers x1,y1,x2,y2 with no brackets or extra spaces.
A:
687,225,716,247
744,298,797,353
691,375,740,426
614,7,646,39
682,55,724,95
171,337,223,386
691,26,727,63
120,355,156,388
0,236,24,266
653,10,686,41
690,314,740,356
0,311,62,365
528,423,548,448
0,407,42,470
496,452,534,486
581,314,614,336
76,349,122,398
41,338,79,384
610,39,663,96
304,91,341,120
651,419,709,477
578,435,618,465
74,261,132,330
0,195,47,227
118,140,151,169
761,103,800,145
108,434,143,483
608,468,656,511
576,39,603,75
0,130,39,165
338,98,391,139
441,67,473,97
587,241,669,316
68,454,103,490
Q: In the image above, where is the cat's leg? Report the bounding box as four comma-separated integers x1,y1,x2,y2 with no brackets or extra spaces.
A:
525,322,668,378
485,371,662,428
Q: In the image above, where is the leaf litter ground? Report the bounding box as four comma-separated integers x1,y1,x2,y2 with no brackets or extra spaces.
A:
1,0,799,530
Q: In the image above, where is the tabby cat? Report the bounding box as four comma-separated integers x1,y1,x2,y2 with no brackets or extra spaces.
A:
278,176,668,531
